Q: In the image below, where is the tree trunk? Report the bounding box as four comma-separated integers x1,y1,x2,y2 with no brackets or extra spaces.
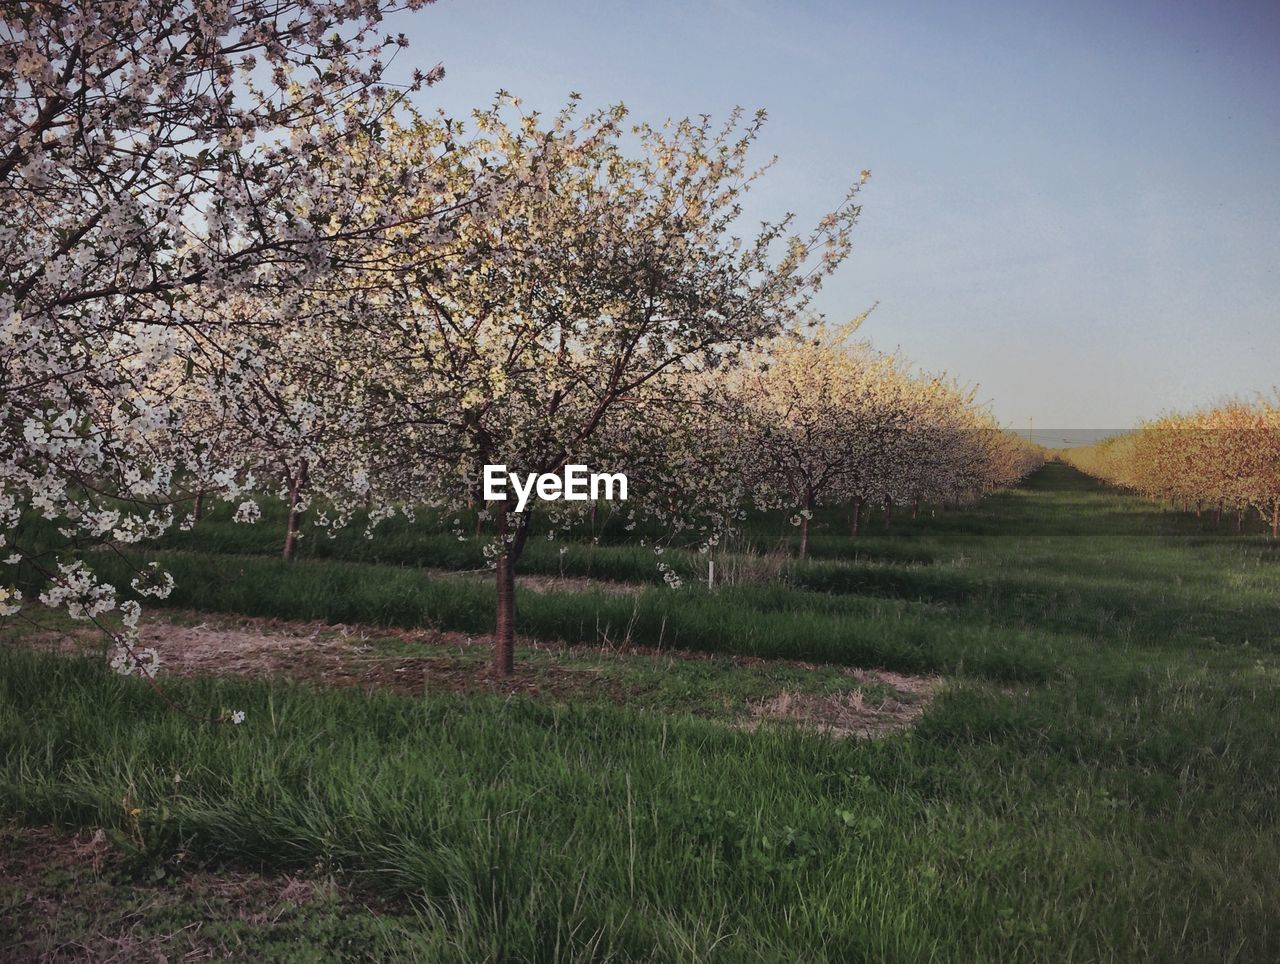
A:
1215,503,1223,526
493,509,530,676
849,497,863,537
1272,501,1279,541
798,492,812,560
282,461,308,562
1236,508,1244,533
193,491,204,522
494,515,516,677
911,496,920,520
1195,500,1202,517
882,498,893,531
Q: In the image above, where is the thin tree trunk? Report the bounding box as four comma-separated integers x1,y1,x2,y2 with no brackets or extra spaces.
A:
493,508,531,676
494,508,516,676
193,491,204,522
282,461,308,562
911,496,920,520
1215,503,1223,526
882,498,893,531
1272,501,1279,541
1236,508,1244,533
849,496,863,537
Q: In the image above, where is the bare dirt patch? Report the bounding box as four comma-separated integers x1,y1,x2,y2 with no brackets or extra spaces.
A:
430,567,642,595
13,612,634,703
746,668,941,740
8,609,939,738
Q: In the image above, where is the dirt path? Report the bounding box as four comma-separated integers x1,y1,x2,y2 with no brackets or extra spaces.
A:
9,609,941,739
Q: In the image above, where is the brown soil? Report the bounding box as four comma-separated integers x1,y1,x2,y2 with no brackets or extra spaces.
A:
431,567,642,595
746,669,940,740
14,613,638,703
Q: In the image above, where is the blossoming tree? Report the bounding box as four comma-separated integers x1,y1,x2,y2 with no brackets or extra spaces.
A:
0,0,446,656
1066,399,1280,537
323,97,867,673
719,325,912,556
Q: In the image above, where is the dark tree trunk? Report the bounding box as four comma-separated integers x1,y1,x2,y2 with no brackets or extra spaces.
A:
494,551,515,674
493,509,530,676
1195,500,1202,517
1215,503,1223,526
849,497,864,537
282,461,308,562
798,491,813,560
1272,502,1279,541
193,491,204,522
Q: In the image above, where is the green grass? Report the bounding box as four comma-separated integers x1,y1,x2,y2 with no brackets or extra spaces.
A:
0,822,435,961
3,464,1279,960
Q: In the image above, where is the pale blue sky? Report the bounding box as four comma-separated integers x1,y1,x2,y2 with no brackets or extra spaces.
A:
384,0,1279,430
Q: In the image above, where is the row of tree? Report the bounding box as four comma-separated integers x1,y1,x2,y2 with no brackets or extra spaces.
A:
1062,399,1280,537
719,326,1042,557
2,1,1039,675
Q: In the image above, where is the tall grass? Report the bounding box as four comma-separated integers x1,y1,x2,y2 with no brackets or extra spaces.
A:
2,641,1275,961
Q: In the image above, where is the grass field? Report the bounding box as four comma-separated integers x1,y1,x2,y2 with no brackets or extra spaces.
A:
2,463,1277,961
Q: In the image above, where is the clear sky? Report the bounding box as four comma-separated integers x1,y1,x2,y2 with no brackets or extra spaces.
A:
384,0,1279,431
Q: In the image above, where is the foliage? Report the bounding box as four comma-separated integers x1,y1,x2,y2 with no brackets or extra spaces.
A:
1062,397,1280,536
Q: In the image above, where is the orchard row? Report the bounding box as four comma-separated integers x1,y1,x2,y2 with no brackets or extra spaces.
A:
1063,399,1280,537
1,1,1037,674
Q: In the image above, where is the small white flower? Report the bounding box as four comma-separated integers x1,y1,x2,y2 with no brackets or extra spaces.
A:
108,646,134,676
131,563,175,599
108,642,160,678
233,500,261,524
230,710,246,725
135,647,161,677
